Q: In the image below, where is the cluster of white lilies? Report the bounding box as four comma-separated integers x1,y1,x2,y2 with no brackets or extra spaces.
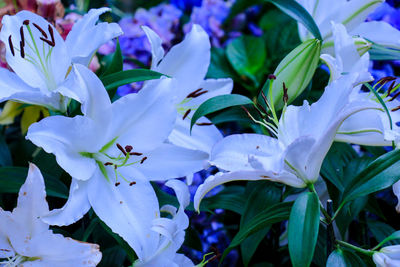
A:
2,0,400,266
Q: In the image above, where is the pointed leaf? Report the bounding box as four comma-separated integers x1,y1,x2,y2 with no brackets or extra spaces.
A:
288,191,320,267
100,69,165,91
102,38,123,76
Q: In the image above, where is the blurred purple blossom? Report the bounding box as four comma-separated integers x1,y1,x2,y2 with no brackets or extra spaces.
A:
367,2,400,29
171,0,202,12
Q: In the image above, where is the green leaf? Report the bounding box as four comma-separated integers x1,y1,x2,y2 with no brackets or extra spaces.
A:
200,186,247,214
0,134,12,166
227,0,322,40
327,249,347,267
226,35,266,86
368,221,400,249
288,191,320,267
100,69,164,91
0,167,68,198
207,47,239,80
240,182,281,266
220,201,292,263
190,94,254,131
342,149,400,204
102,38,123,76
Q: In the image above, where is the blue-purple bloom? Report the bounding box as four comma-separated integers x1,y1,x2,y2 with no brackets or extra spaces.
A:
171,0,202,12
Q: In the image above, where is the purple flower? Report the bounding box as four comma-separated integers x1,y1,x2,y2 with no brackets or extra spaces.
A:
367,2,400,30
171,0,202,12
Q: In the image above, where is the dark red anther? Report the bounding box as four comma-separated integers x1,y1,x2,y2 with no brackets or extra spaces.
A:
19,41,25,58
39,37,54,46
182,109,191,120
116,143,127,156
140,157,148,164
48,24,55,45
23,20,29,25
389,90,400,102
392,106,400,112
129,152,143,156
388,81,397,96
260,90,269,106
125,145,133,153
115,182,120,186
114,165,118,169
186,88,203,98
268,74,277,80
129,181,136,186
196,122,213,126
8,35,14,56
33,23,48,38
191,90,208,98
378,76,396,84
104,162,113,166
19,26,24,47
283,82,289,103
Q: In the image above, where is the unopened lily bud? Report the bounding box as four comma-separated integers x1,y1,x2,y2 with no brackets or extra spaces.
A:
267,38,321,110
373,245,400,267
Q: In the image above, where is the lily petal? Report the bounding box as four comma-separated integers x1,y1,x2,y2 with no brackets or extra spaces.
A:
42,179,90,226
27,115,103,181
210,133,285,172
135,143,208,181
142,26,165,70
150,24,211,99
65,8,123,66
352,21,400,49
11,164,49,236
87,168,159,261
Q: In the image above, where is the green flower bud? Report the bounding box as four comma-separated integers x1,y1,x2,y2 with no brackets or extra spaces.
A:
266,38,321,111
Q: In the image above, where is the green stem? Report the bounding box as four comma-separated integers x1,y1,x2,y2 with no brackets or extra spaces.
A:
330,202,345,222
308,184,332,221
336,240,374,256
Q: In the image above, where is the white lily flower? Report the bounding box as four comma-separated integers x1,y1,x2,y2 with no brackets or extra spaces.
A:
373,245,400,267
0,8,122,112
133,180,194,267
194,74,379,211
142,25,233,157
0,163,101,266
296,0,400,52
25,65,207,255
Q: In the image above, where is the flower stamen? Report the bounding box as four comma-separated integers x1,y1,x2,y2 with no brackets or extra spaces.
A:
182,109,191,120
8,36,14,56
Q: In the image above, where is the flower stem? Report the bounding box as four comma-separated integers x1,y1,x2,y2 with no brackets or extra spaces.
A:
336,240,374,256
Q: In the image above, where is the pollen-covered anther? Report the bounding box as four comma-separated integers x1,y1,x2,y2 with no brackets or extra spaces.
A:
104,162,113,166
115,182,120,187
129,152,143,156
392,106,400,112
129,181,136,186
182,109,191,120
140,157,148,164
116,143,127,156
268,74,277,80
125,145,133,153
23,20,29,25
48,24,55,44
186,88,209,98
8,35,15,56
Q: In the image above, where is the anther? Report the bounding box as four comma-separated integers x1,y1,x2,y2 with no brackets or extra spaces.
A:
19,26,25,47
268,74,277,80
392,106,400,112
114,165,118,169
378,76,396,85
260,90,269,106
40,37,54,47
125,145,133,153
182,109,191,120
116,143,127,156
389,90,400,102
115,182,120,186
191,90,208,98
186,88,203,98
130,152,143,156
23,20,29,25
48,24,55,45
8,35,14,56
33,23,48,38
283,82,289,103
196,122,213,126
129,181,136,186
19,41,25,58
140,157,148,164
104,162,113,166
